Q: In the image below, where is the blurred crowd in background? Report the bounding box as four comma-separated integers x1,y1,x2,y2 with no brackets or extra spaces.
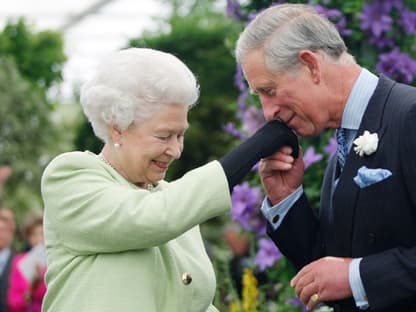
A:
0,164,46,312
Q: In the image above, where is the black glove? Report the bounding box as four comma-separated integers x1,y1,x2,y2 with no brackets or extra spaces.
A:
219,120,299,191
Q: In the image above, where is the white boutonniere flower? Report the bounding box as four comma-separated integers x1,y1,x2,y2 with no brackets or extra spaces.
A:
353,131,378,156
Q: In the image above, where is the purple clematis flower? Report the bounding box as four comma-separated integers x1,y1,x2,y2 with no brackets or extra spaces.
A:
313,5,352,37
231,182,265,234
223,122,246,140
323,136,338,157
237,90,249,120
376,48,416,84
359,1,393,38
287,298,308,312
242,106,265,136
254,238,282,271
369,35,395,49
226,0,244,20
399,9,416,34
303,146,323,169
234,65,247,92
380,0,404,12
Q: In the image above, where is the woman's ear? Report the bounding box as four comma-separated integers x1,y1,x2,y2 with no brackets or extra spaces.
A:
298,50,321,83
110,124,123,144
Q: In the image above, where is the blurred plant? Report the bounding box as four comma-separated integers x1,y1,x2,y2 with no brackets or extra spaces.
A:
0,18,65,90
229,268,259,312
217,0,416,311
0,19,66,219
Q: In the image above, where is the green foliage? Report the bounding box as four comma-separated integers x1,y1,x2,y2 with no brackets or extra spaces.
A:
0,19,67,220
73,116,103,154
0,18,66,90
0,57,54,216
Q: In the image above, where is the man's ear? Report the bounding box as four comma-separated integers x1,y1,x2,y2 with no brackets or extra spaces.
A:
298,50,321,83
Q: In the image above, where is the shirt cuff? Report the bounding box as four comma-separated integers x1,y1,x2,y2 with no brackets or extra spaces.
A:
349,258,369,310
260,186,303,231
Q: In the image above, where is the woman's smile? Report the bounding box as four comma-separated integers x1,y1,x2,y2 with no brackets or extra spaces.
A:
152,160,169,170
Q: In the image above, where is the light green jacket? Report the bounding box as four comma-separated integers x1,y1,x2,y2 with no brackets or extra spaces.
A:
41,151,231,312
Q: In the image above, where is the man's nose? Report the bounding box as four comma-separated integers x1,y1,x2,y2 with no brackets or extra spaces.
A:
261,99,280,121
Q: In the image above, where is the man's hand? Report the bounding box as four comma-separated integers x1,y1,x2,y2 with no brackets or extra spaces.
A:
259,146,304,205
290,256,353,311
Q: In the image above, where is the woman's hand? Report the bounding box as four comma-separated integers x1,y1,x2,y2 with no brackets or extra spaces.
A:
31,263,44,291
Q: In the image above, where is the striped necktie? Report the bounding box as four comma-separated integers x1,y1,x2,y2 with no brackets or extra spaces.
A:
336,128,348,169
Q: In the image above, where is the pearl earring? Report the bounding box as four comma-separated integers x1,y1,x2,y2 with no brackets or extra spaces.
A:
114,142,121,149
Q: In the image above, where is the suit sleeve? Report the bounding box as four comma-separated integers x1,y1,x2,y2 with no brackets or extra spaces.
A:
267,193,321,270
265,156,340,270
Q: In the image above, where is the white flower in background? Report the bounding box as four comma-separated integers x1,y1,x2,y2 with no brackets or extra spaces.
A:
353,130,379,156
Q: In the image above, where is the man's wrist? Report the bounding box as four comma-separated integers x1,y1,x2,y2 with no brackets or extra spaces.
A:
349,258,369,310
261,186,303,230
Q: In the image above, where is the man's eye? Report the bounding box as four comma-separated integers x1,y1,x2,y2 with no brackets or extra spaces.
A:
263,88,275,96
252,88,275,96
157,136,170,141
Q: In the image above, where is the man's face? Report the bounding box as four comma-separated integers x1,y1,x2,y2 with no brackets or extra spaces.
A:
0,208,16,233
0,219,13,250
241,49,331,137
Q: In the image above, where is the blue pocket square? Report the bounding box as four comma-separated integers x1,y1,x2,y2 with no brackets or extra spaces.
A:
353,166,392,188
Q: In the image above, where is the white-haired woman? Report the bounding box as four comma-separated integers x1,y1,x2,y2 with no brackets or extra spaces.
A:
41,48,298,312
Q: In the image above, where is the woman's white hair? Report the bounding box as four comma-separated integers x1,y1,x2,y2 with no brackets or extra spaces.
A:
235,3,355,73
80,48,199,142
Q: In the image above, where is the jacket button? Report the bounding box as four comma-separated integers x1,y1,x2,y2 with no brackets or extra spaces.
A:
272,214,280,223
182,272,192,285
368,233,376,244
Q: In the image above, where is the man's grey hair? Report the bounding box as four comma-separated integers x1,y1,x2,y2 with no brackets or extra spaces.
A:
80,48,199,143
235,3,355,73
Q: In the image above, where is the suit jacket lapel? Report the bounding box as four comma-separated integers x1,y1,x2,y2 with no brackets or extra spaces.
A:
329,75,395,256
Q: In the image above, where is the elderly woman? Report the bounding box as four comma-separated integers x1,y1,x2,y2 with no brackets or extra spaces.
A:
41,48,297,312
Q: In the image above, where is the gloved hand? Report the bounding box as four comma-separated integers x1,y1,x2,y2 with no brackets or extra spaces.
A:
220,119,299,191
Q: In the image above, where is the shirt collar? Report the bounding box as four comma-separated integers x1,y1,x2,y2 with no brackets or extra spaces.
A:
341,68,379,130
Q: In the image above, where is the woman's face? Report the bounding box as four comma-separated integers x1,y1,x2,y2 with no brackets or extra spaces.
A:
28,223,44,247
115,103,189,186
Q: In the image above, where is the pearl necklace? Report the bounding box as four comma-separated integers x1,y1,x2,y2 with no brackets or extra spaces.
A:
98,153,154,190
98,153,116,170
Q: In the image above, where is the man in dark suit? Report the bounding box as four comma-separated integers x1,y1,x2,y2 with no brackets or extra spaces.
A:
235,3,416,312
0,215,14,312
